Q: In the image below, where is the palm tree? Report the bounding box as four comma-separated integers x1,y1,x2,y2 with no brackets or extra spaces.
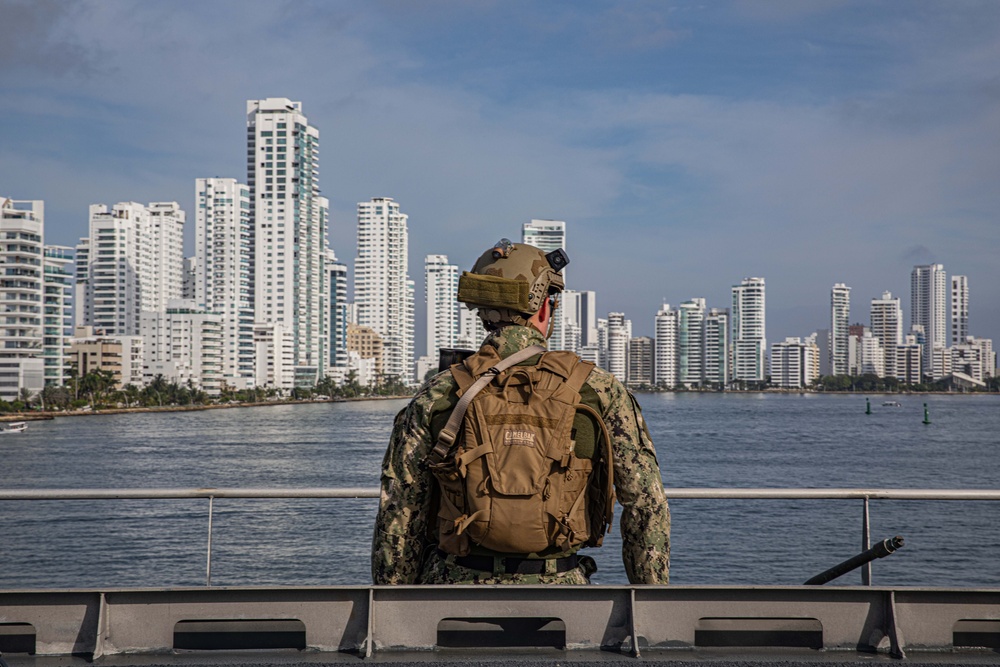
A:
122,384,141,408
18,387,34,406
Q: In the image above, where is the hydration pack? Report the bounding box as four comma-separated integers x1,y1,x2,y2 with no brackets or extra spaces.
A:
428,345,614,556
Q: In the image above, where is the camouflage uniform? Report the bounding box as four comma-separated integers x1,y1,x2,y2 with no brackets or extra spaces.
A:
371,325,670,585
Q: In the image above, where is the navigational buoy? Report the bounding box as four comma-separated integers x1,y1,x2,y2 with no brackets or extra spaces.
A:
923,403,931,425
866,397,871,415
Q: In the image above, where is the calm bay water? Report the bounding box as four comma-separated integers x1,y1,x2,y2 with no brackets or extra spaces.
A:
1,393,998,589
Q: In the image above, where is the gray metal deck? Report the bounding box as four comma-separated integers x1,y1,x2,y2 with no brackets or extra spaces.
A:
2,585,1000,663
3,488,999,664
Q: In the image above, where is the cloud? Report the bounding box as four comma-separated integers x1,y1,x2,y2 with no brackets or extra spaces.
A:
1,0,998,345
900,245,934,264
0,0,103,77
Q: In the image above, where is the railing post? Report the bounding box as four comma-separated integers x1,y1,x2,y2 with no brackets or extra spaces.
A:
206,495,214,586
861,496,871,586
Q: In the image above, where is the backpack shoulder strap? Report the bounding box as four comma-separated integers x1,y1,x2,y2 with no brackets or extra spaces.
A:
428,344,546,465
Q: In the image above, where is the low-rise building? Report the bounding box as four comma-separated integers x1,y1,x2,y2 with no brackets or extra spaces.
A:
770,337,818,389
141,300,223,395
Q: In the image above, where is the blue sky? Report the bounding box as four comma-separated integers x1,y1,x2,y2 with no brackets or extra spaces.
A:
2,0,998,348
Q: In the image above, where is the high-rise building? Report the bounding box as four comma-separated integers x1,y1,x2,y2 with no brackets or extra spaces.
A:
606,312,631,382
247,98,329,386
355,197,414,383
870,291,902,378
522,219,567,350
564,290,597,348
703,308,729,388
627,336,653,388
731,277,766,384
951,275,969,347
43,246,73,387
831,283,851,376
560,290,596,354
0,198,46,400
594,317,609,369
146,202,186,312
678,298,705,387
425,254,459,358
857,330,885,377
894,334,923,384
803,333,822,382
83,202,185,336
911,263,947,377
195,178,254,388
327,249,349,369
654,304,678,388
73,238,90,328
521,219,566,256
456,302,481,350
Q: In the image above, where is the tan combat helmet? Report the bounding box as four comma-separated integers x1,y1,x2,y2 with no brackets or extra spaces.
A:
457,238,569,331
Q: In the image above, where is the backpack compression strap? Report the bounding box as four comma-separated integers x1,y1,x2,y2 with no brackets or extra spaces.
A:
428,344,546,465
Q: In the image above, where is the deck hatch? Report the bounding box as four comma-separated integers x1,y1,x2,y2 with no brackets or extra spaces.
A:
437,617,566,648
173,619,306,651
0,622,35,654
954,620,1000,650
695,617,822,649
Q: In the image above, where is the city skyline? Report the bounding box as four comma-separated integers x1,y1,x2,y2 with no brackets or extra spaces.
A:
1,1,998,348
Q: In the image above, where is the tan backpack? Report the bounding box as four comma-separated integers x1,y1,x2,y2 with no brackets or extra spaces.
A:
428,345,614,556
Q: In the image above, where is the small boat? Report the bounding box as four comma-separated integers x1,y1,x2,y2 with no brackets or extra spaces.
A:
1,421,27,433
882,401,901,407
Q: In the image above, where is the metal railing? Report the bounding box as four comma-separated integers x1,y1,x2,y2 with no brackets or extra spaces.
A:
2,487,999,586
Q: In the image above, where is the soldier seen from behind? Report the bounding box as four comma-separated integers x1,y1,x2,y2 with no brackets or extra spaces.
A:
372,239,670,584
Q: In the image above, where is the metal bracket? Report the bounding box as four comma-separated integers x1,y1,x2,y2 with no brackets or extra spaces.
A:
886,589,905,659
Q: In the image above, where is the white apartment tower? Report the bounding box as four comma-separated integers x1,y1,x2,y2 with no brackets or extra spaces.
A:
195,178,254,387
327,249,349,369
606,312,631,382
731,277,766,384
870,291,902,378
73,238,90,327
425,254,459,358
654,304,678,388
456,302,481,350
0,198,46,400
522,219,566,257
870,292,902,348
678,298,705,387
951,275,969,346
831,283,851,376
770,337,820,389
564,289,597,348
146,202,186,312
704,308,729,388
911,263,947,376
355,197,414,384
43,246,74,387
247,98,329,386
83,202,185,335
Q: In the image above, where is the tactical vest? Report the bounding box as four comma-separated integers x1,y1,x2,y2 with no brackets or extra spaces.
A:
428,345,615,557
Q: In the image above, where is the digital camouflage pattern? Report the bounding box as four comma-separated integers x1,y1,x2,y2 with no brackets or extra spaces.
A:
371,325,671,585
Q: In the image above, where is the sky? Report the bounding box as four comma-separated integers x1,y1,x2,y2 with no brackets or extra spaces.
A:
2,0,998,352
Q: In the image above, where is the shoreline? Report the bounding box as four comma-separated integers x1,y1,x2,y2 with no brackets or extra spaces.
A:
0,395,412,423
4,389,995,423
